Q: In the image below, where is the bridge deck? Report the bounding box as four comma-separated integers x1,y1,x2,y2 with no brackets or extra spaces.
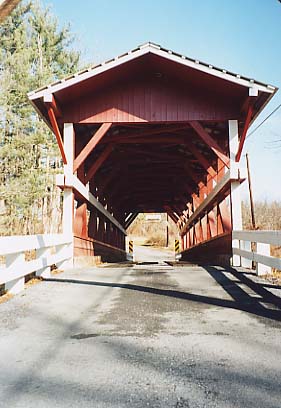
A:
0,247,281,407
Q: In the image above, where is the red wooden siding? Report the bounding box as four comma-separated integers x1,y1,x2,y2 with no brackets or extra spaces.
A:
63,78,240,124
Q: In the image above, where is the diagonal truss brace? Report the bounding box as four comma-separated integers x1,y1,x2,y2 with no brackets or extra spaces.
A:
73,123,112,173
56,173,126,235
235,104,253,162
190,121,229,168
125,213,139,229
85,143,114,183
47,107,67,164
180,166,245,237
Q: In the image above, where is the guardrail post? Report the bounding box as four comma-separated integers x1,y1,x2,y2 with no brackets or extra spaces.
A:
56,243,73,270
36,247,51,278
256,243,271,276
5,253,25,294
241,240,252,268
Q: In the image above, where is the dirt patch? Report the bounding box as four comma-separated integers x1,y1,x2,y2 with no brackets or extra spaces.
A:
0,292,13,304
263,270,281,285
50,268,64,275
25,277,43,287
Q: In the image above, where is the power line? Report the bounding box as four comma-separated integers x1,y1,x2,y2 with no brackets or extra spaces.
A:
247,103,281,138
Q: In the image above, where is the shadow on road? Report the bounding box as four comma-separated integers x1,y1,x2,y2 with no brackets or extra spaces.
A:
45,266,281,323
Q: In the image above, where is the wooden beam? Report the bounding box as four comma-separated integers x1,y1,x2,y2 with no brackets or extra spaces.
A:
85,144,113,183
113,188,177,199
101,124,188,144
56,173,126,235
44,94,62,117
180,170,231,236
190,121,230,168
235,104,253,162
73,123,112,173
185,142,216,177
96,163,124,196
123,147,182,162
47,107,67,164
183,161,200,185
163,206,178,224
219,200,232,233
125,213,139,229
115,190,176,205
126,171,184,180
169,213,179,224
109,136,185,144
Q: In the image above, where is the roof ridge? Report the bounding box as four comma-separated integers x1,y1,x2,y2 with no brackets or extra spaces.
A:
28,42,277,98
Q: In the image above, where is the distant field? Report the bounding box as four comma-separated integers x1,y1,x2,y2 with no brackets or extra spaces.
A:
128,202,281,247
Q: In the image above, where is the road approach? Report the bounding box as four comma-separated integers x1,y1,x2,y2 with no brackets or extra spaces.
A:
0,246,281,407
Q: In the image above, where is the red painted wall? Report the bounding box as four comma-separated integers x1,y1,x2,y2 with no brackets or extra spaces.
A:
63,77,240,124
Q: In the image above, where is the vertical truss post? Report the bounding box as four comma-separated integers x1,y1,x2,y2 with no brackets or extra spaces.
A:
62,123,74,268
88,209,98,239
75,144,88,240
201,214,208,241
74,203,88,238
229,119,242,267
207,174,216,238
217,158,224,235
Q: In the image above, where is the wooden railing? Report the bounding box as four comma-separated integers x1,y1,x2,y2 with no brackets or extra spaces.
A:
232,230,281,275
0,234,72,294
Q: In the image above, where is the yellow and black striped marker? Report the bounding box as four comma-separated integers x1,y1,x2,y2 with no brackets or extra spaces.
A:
129,240,134,254
175,239,180,254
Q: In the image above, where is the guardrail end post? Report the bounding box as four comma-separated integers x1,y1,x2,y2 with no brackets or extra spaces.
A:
58,258,73,270
232,238,241,267
56,242,73,270
5,253,25,294
241,240,252,268
5,277,25,295
256,243,271,276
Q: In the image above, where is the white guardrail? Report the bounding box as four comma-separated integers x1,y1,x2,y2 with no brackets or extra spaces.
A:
0,234,72,294
233,230,281,275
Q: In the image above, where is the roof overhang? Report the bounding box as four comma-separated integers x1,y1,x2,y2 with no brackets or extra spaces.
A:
28,42,278,132
29,42,276,100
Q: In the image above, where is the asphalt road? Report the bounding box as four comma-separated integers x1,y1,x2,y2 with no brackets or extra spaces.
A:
1,246,281,407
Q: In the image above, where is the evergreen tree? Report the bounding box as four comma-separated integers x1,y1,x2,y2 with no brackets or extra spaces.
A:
0,1,80,235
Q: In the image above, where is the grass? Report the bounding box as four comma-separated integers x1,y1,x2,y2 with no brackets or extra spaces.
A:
127,213,179,248
242,201,281,230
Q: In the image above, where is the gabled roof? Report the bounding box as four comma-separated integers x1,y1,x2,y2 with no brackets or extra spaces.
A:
28,41,277,101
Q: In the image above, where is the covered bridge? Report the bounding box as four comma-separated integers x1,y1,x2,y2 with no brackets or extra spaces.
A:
28,42,277,264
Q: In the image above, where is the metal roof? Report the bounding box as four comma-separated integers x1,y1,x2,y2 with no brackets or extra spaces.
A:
28,41,277,100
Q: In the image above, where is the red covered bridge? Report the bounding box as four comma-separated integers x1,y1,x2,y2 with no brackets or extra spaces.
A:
28,42,276,265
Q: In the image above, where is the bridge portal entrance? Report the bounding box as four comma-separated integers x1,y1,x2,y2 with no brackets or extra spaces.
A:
28,42,276,265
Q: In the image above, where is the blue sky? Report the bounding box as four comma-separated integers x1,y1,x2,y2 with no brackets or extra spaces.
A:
42,0,281,202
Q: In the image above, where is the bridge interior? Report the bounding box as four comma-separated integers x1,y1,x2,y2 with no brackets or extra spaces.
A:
28,42,276,264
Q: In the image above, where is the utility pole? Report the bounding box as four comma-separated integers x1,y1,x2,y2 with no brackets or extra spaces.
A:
246,153,256,229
